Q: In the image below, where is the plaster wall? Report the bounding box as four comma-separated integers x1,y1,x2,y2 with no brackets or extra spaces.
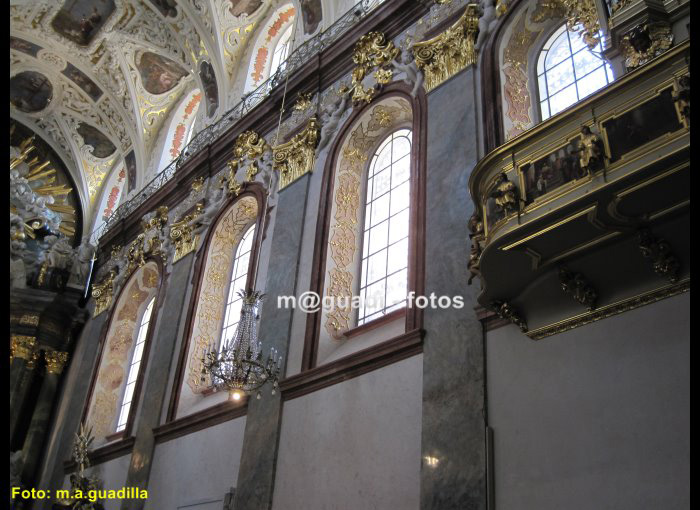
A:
145,416,247,509
486,291,690,509
272,354,423,510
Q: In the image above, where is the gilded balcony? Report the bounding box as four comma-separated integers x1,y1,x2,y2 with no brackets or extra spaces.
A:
468,41,689,339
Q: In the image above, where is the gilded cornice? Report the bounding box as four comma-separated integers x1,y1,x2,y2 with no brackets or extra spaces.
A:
273,118,320,191
413,3,479,92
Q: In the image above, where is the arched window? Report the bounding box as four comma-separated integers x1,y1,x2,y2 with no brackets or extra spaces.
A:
269,24,293,78
303,94,424,370
359,129,412,324
84,262,160,442
537,25,613,120
221,224,256,348
116,296,155,432
171,192,262,419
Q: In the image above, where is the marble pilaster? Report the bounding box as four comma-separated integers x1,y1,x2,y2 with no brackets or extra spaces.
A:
421,68,487,509
121,252,197,510
233,175,311,510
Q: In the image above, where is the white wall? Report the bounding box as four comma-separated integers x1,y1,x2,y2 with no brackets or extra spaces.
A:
487,292,690,510
273,354,423,510
145,416,247,509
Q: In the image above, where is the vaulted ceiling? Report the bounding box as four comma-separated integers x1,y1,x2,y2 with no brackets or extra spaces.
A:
10,0,318,239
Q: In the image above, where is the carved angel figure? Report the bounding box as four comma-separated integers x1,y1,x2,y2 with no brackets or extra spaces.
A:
69,236,96,286
318,87,351,152
475,0,499,50
390,47,424,98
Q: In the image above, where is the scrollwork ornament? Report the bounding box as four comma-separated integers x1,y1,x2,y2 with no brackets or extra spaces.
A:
169,202,204,263
621,22,674,70
638,228,680,283
492,300,528,332
11,335,37,361
559,267,598,310
350,31,400,104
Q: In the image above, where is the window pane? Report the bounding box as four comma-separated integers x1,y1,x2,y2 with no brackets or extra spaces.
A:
546,59,576,95
392,136,411,161
549,84,578,116
576,67,608,99
391,155,410,185
366,249,387,285
373,144,393,174
385,269,408,307
388,209,409,245
573,49,603,79
390,180,410,215
544,30,571,69
368,220,388,255
372,168,391,199
387,238,408,274
370,193,390,224
538,25,612,121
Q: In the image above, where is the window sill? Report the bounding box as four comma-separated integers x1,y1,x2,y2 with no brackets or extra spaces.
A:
343,307,406,339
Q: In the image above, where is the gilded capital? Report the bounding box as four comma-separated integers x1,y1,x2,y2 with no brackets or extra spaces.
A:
11,335,37,361
273,118,320,191
45,350,69,375
91,270,116,317
413,4,480,92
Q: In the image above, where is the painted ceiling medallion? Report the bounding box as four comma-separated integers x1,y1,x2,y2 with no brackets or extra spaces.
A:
10,71,54,113
77,123,117,159
50,0,116,46
136,51,189,96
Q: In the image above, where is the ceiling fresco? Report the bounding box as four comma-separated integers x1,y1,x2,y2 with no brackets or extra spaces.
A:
50,0,116,46
136,51,189,95
10,0,326,238
10,71,54,113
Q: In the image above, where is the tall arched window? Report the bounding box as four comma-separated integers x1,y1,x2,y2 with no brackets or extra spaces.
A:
116,296,155,432
84,262,160,442
303,94,424,370
537,25,613,120
221,224,256,347
359,129,412,325
171,192,262,419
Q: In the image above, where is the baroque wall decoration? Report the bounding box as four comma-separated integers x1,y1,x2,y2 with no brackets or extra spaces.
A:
184,196,258,398
86,262,159,440
273,117,320,190
136,51,189,95
10,71,54,113
413,3,480,92
350,31,400,104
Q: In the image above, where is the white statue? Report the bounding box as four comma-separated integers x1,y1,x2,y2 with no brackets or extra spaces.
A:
391,47,425,98
257,150,279,200
69,236,96,286
475,0,499,51
46,236,74,271
192,185,227,243
317,88,351,152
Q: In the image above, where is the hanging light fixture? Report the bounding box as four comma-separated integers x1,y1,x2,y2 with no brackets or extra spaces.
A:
200,290,282,401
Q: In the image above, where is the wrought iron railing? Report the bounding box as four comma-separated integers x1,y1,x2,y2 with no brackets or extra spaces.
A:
93,0,388,241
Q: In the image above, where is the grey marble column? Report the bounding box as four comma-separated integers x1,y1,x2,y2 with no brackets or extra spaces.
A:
421,68,487,509
35,309,108,494
233,175,311,510
121,253,197,510
20,357,66,485
10,355,38,447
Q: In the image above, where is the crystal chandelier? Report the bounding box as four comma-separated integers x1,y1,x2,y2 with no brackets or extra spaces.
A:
200,290,282,401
